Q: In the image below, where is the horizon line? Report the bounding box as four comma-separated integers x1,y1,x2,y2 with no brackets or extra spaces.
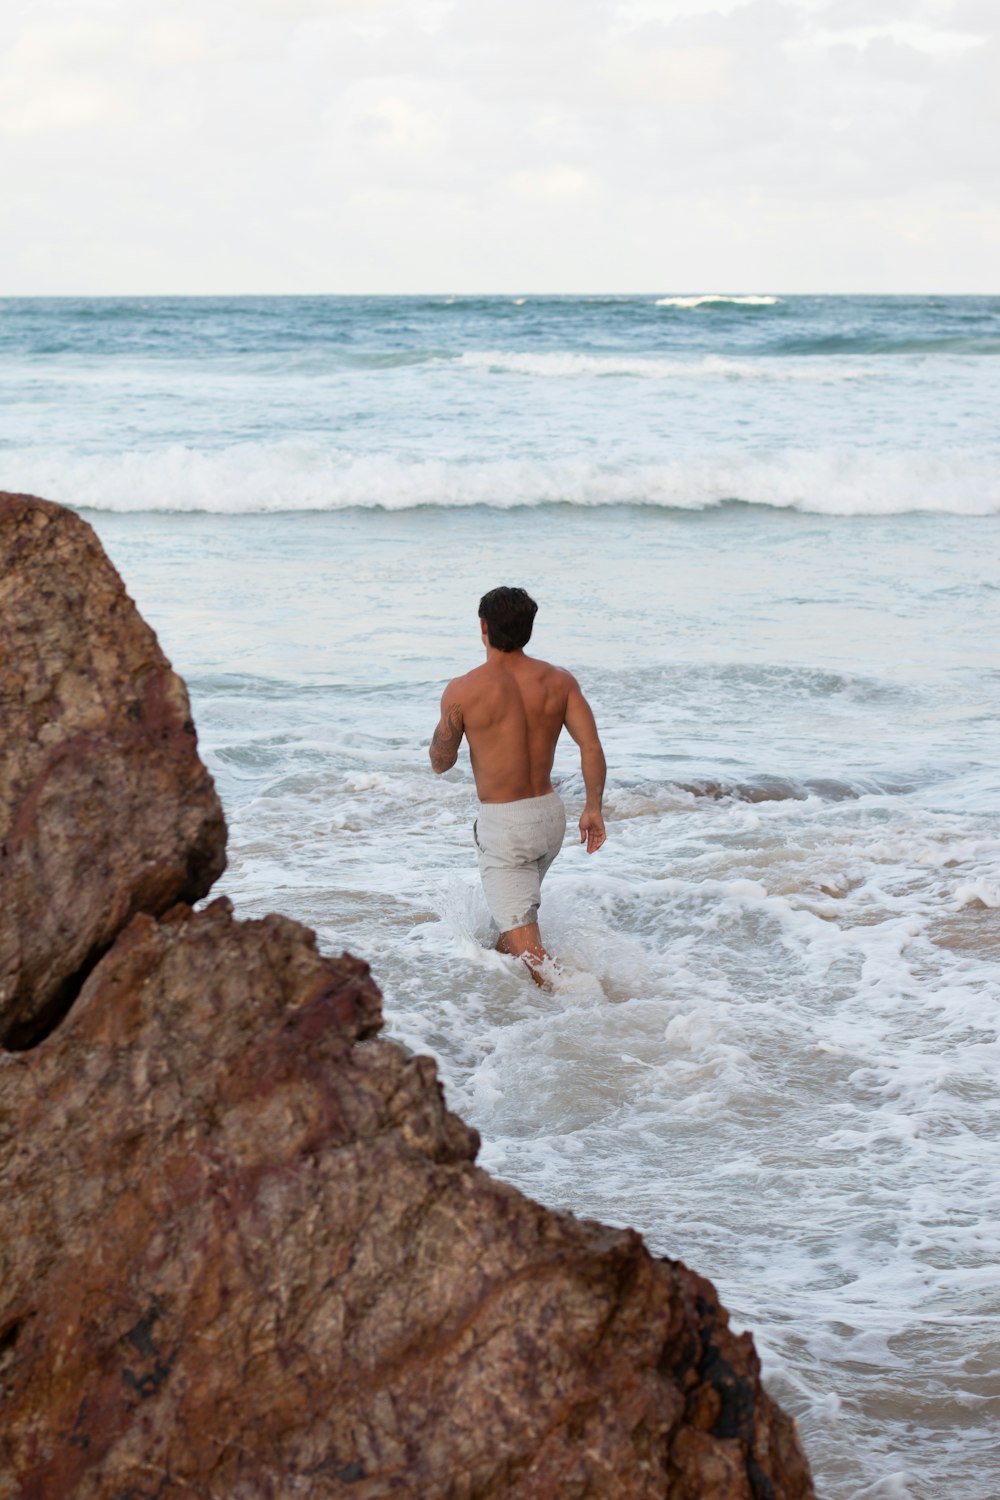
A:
1,289,997,300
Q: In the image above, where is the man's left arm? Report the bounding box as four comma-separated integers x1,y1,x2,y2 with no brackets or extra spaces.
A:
429,685,465,774
564,674,607,852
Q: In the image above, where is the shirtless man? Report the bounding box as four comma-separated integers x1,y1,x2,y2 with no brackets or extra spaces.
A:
429,586,606,982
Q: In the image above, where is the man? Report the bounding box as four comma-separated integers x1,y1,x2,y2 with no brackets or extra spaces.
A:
429,586,606,982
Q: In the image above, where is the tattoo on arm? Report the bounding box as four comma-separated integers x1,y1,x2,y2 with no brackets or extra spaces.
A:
430,702,464,773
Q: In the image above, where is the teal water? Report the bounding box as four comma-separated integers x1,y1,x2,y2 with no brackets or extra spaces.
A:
2,294,999,514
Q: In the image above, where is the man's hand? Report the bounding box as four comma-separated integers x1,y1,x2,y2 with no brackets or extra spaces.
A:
579,808,606,854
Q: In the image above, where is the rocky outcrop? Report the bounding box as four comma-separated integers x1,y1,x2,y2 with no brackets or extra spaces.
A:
0,493,814,1498
0,492,226,1048
0,900,813,1499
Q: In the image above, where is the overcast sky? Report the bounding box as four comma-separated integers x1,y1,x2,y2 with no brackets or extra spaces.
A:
1,0,997,293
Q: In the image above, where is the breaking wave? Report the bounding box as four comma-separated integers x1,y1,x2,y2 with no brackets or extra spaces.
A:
7,442,998,516
655,294,782,309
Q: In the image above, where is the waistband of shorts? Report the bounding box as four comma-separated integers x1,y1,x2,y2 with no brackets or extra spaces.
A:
476,791,563,824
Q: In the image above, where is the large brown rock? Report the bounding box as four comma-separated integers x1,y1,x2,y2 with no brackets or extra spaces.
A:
0,899,814,1499
0,492,226,1048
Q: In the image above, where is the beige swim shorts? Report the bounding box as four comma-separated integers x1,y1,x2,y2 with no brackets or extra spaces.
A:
473,791,567,934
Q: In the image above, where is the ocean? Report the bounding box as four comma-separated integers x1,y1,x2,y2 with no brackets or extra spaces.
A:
2,294,998,1497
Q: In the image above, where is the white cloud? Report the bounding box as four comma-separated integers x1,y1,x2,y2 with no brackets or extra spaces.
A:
245,0,391,11
605,44,733,105
788,18,987,53
141,18,210,66
0,19,129,136
363,96,444,153
0,78,118,137
613,0,759,20
509,167,599,199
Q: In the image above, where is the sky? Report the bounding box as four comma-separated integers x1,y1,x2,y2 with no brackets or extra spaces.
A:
1,0,997,293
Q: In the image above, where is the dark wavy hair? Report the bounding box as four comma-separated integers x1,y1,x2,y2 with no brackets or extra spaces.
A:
478,586,538,652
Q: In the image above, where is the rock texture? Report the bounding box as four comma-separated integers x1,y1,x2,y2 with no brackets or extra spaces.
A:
0,900,814,1500
0,491,226,1048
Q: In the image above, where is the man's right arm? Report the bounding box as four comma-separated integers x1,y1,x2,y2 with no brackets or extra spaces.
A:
429,682,465,774
564,676,607,853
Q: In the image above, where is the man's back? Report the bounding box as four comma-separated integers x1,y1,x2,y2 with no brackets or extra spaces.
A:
429,587,606,978
458,653,571,804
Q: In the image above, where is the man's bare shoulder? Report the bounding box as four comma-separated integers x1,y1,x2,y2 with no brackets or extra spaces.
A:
447,657,577,697
442,662,493,702
527,657,578,690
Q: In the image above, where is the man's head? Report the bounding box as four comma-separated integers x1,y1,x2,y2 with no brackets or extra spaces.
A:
478,586,538,652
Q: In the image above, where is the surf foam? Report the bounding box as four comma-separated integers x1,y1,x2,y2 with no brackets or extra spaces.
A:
453,350,861,380
11,443,997,516
655,294,783,308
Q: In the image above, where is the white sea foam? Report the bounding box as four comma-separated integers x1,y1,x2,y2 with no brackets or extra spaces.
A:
655,294,783,308
11,442,998,516
455,349,859,380
955,878,1000,908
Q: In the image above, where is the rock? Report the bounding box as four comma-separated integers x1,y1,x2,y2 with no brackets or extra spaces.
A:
0,492,226,1048
0,900,814,1499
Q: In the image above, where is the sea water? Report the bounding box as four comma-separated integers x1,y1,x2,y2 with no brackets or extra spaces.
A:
2,295,998,1498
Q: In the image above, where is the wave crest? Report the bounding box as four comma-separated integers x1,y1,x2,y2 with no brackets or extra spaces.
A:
6,442,997,516
655,294,782,309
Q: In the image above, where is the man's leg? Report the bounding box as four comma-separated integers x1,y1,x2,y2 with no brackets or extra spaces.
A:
496,922,551,986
